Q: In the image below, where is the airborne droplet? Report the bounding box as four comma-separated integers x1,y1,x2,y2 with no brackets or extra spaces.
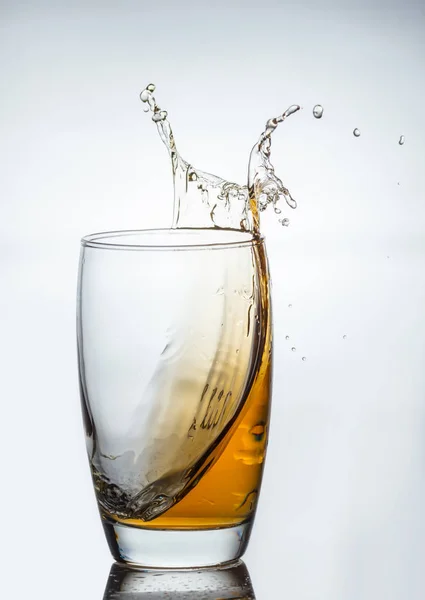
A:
313,104,323,119
147,83,156,93
399,135,405,146
291,347,296,352
353,128,361,137
140,89,150,103
302,356,307,361
285,335,290,340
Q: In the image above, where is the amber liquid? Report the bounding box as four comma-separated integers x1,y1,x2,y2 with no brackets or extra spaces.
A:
98,243,272,530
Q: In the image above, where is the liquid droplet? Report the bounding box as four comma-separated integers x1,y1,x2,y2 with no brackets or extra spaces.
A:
343,335,347,340
399,135,405,146
302,356,307,361
147,83,156,93
152,110,168,122
285,335,290,340
313,104,323,119
353,128,361,137
140,89,150,102
288,304,292,308
279,217,290,227
291,347,296,352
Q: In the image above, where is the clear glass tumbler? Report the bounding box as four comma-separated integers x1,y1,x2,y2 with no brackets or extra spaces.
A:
77,228,272,567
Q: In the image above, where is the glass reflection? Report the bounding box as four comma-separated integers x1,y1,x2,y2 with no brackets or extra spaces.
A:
103,559,255,599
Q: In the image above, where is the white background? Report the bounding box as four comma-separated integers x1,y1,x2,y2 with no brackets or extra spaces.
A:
1,1,425,598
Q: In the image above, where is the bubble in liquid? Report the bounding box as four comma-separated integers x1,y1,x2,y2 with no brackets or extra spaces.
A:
353,128,361,137
302,356,307,361
399,135,405,146
291,347,296,352
313,104,323,119
285,335,290,340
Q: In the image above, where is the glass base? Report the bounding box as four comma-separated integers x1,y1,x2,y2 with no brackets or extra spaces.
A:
103,520,252,568
103,560,256,599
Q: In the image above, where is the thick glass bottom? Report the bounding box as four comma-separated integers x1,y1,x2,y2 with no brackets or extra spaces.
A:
103,519,253,568
103,559,256,599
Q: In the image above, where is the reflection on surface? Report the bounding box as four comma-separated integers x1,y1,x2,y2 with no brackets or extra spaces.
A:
103,559,255,599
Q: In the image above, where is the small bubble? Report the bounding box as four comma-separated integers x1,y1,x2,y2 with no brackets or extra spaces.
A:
353,128,361,137
302,356,307,361
285,335,290,340
343,334,347,340
291,347,296,352
189,172,198,181
399,135,405,146
313,104,323,119
147,83,156,92
250,423,265,441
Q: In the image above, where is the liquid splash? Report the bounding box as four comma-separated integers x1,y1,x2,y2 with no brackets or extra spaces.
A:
140,83,300,234
93,84,293,523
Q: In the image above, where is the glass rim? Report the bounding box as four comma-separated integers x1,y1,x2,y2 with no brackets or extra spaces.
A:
81,228,264,251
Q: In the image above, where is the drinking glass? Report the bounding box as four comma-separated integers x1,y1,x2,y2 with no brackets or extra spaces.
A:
77,228,271,567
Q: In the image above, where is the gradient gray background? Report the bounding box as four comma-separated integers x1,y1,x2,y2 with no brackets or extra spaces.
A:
1,1,425,598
